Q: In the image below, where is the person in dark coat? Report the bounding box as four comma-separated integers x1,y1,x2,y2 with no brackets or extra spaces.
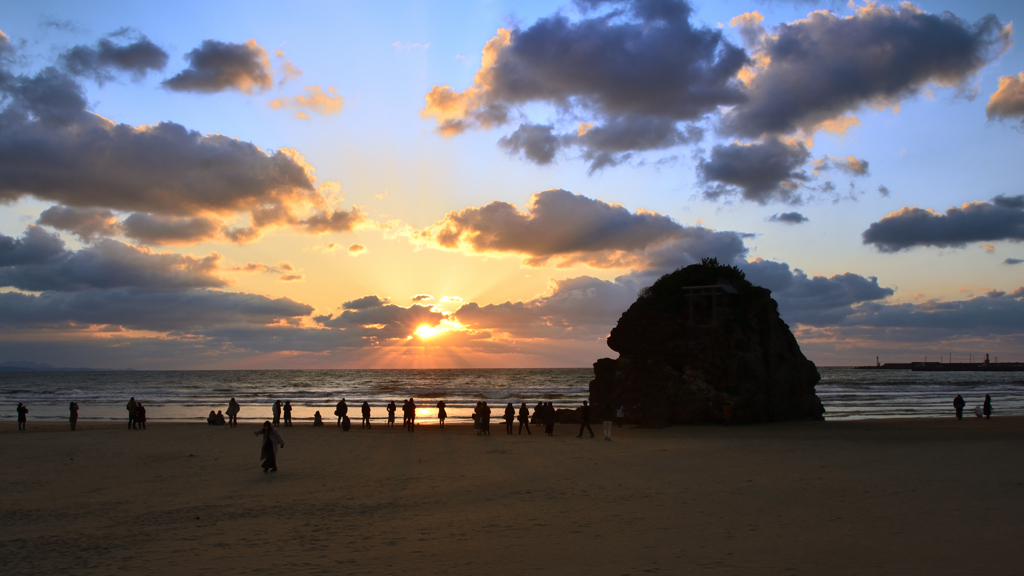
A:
480,401,491,435
17,402,28,431
283,401,293,427
336,398,348,427
226,398,240,428
544,402,556,436
953,394,966,420
577,400,594,438
406,398,416,432
136,402,147,430
70,402,79,431
272,400,282,427
532,401,544,425
504,402,515,435
437,400,447,429
254,421,284,472
208,410,218,425
216,410,226,425
983,394,992,419
518,402,531,435
127,397,137,430
361,401,372,429
313,411,324,426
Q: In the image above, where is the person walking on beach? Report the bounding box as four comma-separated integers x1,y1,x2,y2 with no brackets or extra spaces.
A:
227,398,240,428
17,402,28,431
283,401,293,427
504,402,515,435
136,402,147,430
127,397,138,430
406,398,416,431
437,400,447,429
254,421,284,473
336,398,348,427
361,401,372,429
518,402,531,435
577,400,595,438
953,394,966,420
984,394,993,419
616,405,625,428
387,400,396,427
272,400,282,427
69,401,79,431
544,402,556,436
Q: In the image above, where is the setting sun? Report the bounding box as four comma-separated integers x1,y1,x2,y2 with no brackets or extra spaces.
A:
415,324,442,338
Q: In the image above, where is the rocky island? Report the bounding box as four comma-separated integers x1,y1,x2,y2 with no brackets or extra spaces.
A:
590,258,824,425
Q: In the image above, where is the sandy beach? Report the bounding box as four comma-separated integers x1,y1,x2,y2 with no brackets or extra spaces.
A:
3,417,1023,575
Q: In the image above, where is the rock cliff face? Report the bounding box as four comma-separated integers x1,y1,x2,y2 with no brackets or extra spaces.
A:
590,259,824,425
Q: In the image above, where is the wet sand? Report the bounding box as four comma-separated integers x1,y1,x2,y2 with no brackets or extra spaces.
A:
2,417,1023,574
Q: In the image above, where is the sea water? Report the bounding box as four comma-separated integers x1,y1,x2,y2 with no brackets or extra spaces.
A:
1,367,1021,423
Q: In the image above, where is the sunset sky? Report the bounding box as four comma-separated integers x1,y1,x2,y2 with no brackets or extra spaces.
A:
1,0,1023,369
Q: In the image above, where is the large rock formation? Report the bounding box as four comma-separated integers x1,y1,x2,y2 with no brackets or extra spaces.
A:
590,259,824,425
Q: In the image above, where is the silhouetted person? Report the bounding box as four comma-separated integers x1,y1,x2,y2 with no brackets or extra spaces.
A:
283,401,293,427
532,401,544,426
17,402,28,431
544,402,555,436
473,403,482,435
518,402,531,435
406,398,417,431
336,398,348,427
136,402,147,430
216,410,226,425
227,398,240,427
272,400,282,427
504,402,515,434
481,401,491,435
437,400,447,428
208,410,218,425
984,394,992,419
401,399,409,428
254,421,284,473
70,402,79,431
313,411,324,427
361,401,372,429
387,400,396,427
953,394,966,420
127,397,138,429
577,400,594,438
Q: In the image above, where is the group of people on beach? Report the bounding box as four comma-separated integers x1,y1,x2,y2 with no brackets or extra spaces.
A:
327,398,419,432
953,394,993,420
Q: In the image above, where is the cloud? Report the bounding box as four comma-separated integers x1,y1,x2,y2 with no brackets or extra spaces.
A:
343,295,390,310
721,4,1012,137
421,0,746,165
299,207,367,234
273,49,303,85
415,189,691,266
411,294,433,302
268,85,344,118
59,34,168,83
121,213,220,245
497,124,560,165
699,137,810,203
768,211,808,224
986,72,1024,122
316,300,444,339
37,205,120,241
348,243,367,256
279,274,303,282
814,155,869,176
862,195,1024,252
878,185,891,197
0,231,224,292
1005,258,1023,265
163,39,272,94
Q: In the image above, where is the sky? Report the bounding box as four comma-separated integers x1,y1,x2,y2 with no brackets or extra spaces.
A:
0,0,1023,369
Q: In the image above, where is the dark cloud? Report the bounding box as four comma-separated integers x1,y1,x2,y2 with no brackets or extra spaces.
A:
986,73,1024,122
36,205,120,242
862,195,1024,252
418,189,688,266
1005,258,1023,265
0,288,311,332
0,226,65,267
698,137,810,203
59,35,168,82
815,155,868,176
121,213,220,245
316,301,444,340
299,208,366,234
411,294,433,302
722,4,1012,137
422,0,746,166
0,233,224,292
163,39,272,94
343,295,390,310
768,212,808,224
878,185,891,197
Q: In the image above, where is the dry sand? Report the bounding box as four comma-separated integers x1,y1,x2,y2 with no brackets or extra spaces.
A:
2,417,1023,575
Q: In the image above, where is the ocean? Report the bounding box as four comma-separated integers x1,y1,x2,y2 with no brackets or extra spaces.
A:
1,367,1022,423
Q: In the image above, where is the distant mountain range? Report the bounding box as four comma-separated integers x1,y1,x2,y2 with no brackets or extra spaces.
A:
0,361,131,372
